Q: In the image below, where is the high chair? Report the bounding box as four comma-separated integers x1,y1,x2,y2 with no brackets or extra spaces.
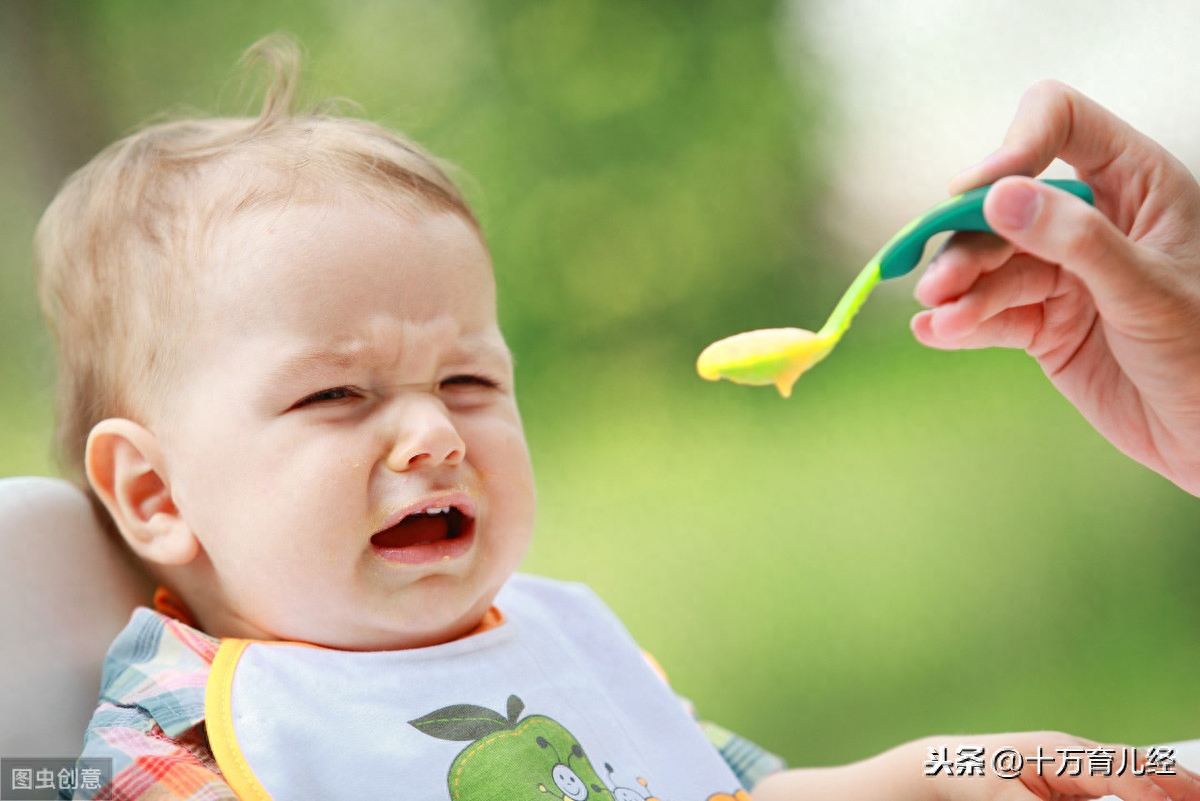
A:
0,476,149,755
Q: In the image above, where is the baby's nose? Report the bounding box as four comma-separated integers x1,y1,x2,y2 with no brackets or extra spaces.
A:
385,398,466,471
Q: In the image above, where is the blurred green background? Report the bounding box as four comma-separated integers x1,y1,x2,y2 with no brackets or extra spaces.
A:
1,0,1197,768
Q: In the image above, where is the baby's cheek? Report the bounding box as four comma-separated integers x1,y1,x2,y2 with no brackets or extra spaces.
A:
459,410,526,457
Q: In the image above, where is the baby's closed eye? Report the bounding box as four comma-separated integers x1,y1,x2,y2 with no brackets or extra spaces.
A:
439,374,500,390
291,386,363,409
288,376,501,412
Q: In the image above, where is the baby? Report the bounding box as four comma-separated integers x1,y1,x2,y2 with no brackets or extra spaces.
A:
41,39,1200,800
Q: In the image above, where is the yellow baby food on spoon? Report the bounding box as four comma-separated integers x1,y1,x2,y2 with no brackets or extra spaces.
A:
697,179,1095,397
696,328,829,399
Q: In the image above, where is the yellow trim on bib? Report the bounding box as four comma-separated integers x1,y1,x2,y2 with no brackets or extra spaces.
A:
206,639,273,801
203,608,505,798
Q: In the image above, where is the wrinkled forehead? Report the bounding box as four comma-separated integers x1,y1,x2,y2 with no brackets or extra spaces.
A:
177,156,488,298
192,190,498,340
145,191,505,427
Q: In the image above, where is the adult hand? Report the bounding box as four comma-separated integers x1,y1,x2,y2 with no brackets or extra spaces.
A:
912,80,1200,497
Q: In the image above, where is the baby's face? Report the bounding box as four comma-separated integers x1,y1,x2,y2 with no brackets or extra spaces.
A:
155,197,535,649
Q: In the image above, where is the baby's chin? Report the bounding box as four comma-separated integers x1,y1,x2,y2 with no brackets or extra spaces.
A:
182,540,518,649
255,589,503,651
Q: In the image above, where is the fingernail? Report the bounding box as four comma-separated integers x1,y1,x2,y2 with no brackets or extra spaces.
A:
991,182,1041,230
958,151,994,175
951,149,1002,186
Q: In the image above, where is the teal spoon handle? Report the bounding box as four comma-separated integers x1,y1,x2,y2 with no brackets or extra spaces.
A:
876,178,1095,280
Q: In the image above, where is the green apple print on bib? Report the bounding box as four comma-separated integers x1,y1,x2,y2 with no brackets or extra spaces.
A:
409,695,609,800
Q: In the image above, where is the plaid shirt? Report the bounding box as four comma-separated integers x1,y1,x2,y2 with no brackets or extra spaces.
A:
73,606,785,799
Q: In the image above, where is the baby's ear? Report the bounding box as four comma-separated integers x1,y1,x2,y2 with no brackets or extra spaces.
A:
85,419,199,567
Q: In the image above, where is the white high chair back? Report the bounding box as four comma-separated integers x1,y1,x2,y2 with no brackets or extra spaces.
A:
0,476,149,755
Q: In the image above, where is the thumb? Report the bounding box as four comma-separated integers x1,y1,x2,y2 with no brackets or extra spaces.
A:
983,176,1150,310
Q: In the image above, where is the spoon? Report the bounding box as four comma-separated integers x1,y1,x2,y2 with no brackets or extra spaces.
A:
695,178,1095,397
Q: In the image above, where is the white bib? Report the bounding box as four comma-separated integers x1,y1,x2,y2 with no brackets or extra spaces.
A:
205,574,752,801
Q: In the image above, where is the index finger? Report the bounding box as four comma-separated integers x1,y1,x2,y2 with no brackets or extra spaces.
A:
949,80,1161,195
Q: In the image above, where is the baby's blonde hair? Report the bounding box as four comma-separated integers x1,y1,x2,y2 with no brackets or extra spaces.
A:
35,36,478,504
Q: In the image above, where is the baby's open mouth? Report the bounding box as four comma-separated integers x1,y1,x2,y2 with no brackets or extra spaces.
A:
370,506,470,550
